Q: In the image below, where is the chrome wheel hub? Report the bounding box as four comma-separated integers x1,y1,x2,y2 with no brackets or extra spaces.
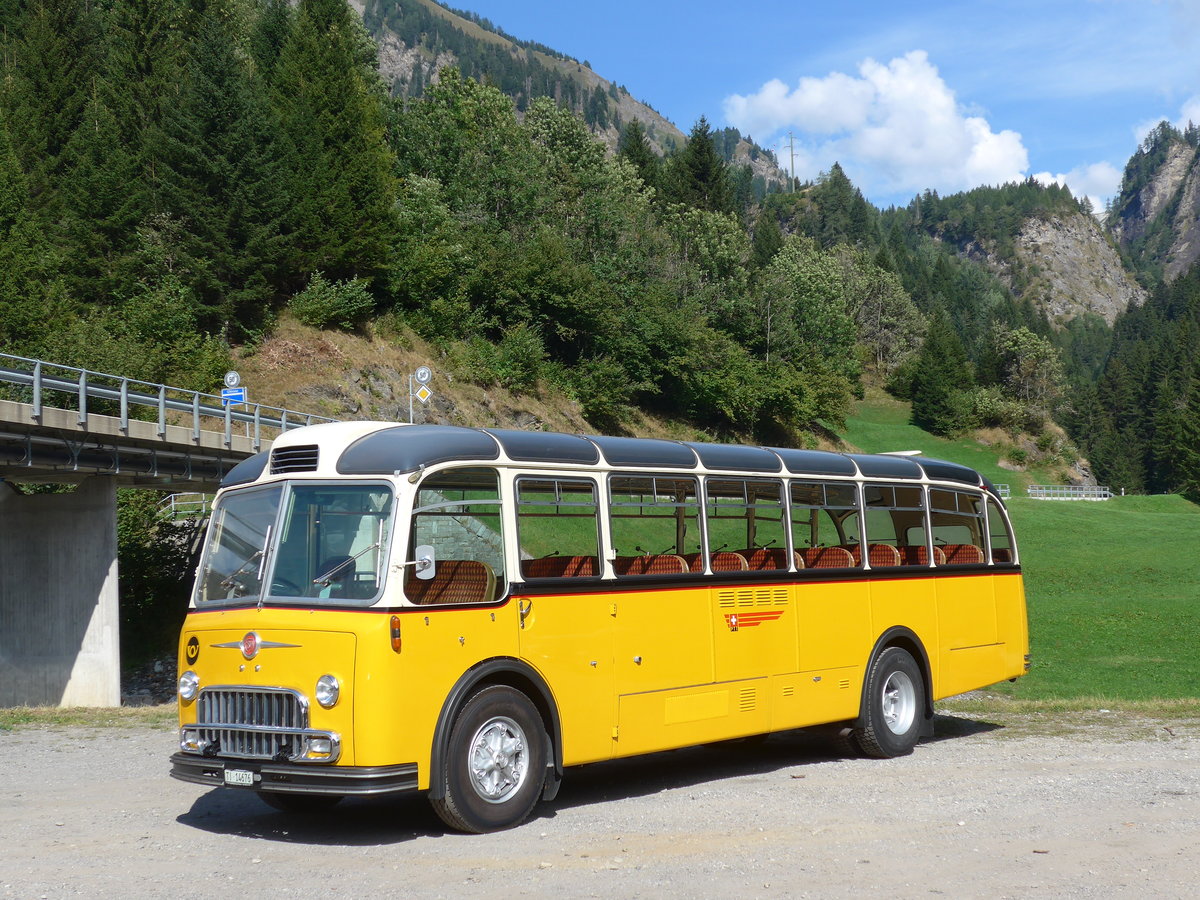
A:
468,716,527,803
881,670,917,735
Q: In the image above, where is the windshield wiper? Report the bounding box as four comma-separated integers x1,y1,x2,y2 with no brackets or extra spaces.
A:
313,542,381,587
219,550,263,592
217,525,273,606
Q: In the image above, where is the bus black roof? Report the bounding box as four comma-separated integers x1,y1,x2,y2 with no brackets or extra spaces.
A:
224,424,989,490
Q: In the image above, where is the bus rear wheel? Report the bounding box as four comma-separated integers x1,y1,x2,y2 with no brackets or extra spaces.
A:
854,646,924,759
431,685,547,833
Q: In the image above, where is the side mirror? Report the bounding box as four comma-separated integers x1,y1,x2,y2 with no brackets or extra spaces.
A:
414,544,436,581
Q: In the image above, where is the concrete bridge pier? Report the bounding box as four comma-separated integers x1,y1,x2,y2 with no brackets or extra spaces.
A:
0,477,121,707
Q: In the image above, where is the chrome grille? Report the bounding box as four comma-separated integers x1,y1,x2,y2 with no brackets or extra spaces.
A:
270,445,319,474
195,687,309,760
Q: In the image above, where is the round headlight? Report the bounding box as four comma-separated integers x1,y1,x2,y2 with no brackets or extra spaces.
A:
178,670,199,702
315,674,340,709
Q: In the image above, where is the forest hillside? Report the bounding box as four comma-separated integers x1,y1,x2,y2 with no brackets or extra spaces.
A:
2,0,1200,499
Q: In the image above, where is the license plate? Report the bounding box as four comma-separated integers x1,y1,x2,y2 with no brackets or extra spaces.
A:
223,768,255,787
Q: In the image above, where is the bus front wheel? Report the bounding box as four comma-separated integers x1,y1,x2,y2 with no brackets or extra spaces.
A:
854,646,924,759
431,685,547,833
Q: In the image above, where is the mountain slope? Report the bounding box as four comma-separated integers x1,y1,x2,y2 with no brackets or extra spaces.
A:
353,0,790,193
356,0,685,154
1108,121,1200,284
985,210,1144,325
912,182,1145,327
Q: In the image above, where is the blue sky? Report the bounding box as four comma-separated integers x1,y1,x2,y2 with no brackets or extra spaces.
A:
454,0,1200,210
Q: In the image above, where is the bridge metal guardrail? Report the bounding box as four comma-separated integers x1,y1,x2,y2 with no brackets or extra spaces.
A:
0,352,337,452
158,492,213,520
1026,484,1114,501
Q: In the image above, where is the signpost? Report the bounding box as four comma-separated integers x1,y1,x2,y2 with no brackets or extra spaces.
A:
220,386,247,406
409,366,434,423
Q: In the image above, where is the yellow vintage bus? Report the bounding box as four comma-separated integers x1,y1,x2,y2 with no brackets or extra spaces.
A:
170,422,1029,832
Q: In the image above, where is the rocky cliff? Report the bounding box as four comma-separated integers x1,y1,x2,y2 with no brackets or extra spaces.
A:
1012,213,1145,325
1108,125,1200,283
965,211,1145,326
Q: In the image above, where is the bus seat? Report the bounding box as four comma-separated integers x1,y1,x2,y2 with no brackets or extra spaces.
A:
710,551,749,572
613,554,688,576
680,551,748,573
866,543,902,568
406,559,497,605
843,543,901,568
897,546,945,566
521,555,598,578
991,548,1013,564
941,544,985,565
800,546,853,569
739,548,802,571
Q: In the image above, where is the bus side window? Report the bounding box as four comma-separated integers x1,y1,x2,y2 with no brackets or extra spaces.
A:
986,497,1016,564
790,481,857,570
860,484,922,568
406,468,505,605
609,476,701,575
704,479,787,573
928,489,986,565
517,477,601,579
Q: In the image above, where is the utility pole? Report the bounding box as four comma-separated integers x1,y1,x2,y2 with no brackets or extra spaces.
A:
787,131,796,192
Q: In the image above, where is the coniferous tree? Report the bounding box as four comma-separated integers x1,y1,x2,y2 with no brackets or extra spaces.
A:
662,116,732,214
1175,365,1200,500
0,117,70,354
158,0,292,337
910,312,974,435
271,0,396,284
57,88,140,302
751,208,783,270
0,119,25,237
616,119,657,190
0,0,103,221
250,0,293,80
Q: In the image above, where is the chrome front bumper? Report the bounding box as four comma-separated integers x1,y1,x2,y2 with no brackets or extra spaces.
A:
170,753,419,796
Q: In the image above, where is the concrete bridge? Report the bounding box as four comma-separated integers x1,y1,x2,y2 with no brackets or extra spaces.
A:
0,354,335,707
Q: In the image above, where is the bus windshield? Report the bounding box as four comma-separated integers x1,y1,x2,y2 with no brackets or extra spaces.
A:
196,482,394,606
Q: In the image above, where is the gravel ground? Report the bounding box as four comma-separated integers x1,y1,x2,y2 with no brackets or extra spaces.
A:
3,711,1199,899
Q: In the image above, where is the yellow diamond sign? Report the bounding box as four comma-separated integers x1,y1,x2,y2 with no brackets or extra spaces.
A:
415,385,432,404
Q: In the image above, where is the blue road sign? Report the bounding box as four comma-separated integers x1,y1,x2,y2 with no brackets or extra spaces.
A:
221,387,247,406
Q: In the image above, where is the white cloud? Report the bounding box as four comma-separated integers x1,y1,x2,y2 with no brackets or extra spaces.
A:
723,50,1029,201
1032,162,1123,217
1134,94,1200,145
1178,94,1200,129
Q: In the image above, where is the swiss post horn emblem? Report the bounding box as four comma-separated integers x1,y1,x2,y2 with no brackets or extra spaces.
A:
240,632,259,660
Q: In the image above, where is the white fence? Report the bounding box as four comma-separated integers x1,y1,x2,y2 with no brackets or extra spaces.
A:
1026,484,1114,501
158,492,212,520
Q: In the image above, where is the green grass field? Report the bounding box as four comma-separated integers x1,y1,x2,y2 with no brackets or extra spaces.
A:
843,393,1200,701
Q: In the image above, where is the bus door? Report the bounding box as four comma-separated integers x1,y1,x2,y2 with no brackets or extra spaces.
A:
705,479,797,686
789,482,871,725
512,477,615,766
926,489,1001,695
606,476,728,753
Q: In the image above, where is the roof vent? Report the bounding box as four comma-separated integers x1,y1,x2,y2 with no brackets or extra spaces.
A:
270,445,319,474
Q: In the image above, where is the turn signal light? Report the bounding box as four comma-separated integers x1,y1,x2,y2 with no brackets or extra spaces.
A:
390,615,402,653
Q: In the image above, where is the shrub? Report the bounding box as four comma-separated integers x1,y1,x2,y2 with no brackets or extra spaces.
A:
447,325,547,395
289,273,375,330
